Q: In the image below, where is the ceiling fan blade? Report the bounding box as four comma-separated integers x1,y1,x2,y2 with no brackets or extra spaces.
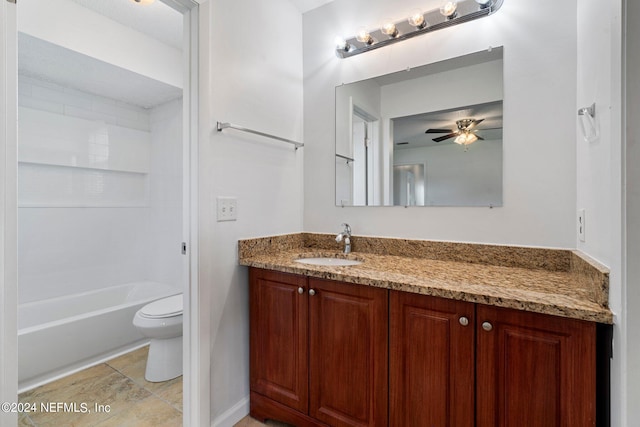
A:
433,133,458,142
467,118,485,130
425,128,454,133
476,135,485,141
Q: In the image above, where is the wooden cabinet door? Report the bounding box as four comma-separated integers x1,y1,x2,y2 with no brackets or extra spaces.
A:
389,291,475,427
308,278,388,427
250,268,309,413
476,305,596,427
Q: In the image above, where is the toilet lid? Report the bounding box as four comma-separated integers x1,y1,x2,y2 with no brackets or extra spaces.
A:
140,294,183,318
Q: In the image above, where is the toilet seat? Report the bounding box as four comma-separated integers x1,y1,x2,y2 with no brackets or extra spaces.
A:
139,294,182,319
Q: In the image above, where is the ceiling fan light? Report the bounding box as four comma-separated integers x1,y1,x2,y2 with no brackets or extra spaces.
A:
454,132,478,145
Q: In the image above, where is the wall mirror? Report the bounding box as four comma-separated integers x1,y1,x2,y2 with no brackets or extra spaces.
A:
335,47,504,207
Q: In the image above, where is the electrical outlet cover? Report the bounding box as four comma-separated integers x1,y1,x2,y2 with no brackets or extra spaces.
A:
577,209,585,242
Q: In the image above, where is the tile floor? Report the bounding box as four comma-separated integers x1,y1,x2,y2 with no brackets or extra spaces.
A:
18,346,182,427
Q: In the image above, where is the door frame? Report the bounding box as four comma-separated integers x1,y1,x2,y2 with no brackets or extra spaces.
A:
0,1,210,425
0,1,18,426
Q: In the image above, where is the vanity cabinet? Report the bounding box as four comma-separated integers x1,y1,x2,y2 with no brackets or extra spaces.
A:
250,268,597,427
250,268,388,427
391,291,597,427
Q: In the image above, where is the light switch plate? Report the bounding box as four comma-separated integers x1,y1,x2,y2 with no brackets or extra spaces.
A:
217,197,237,221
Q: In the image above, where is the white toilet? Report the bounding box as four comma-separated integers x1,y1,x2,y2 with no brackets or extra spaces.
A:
133,294,183,382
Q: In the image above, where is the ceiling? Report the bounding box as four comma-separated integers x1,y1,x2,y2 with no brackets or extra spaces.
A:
393,101,503,149
290,0,335,13
68,0,183,50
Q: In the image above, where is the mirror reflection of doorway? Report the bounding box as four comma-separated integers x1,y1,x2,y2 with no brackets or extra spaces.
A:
352,115,368,205
352,105,378,206
393,163,426,206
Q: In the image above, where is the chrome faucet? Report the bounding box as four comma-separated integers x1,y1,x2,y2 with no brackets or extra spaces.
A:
335,223,352,254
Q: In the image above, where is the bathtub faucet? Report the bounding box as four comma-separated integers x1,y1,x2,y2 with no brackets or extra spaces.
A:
335,223,352,254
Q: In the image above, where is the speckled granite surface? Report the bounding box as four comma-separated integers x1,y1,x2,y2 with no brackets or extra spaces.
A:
239,233,613,324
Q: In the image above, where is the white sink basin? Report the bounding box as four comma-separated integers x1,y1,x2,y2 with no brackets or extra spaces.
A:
294,257,362,267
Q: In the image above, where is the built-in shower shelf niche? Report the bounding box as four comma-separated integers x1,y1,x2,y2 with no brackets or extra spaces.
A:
18,163,148,208
18,107,151,208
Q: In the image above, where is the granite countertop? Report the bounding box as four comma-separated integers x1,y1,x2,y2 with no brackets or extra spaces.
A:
238,233,613,324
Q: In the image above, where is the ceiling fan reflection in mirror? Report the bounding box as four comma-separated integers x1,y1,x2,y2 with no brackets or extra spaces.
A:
425,118,488,146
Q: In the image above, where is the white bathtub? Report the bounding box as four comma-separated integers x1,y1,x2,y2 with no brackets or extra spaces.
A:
18,281,181,392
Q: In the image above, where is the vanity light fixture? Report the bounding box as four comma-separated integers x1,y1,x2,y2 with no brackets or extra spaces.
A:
335,0,503,58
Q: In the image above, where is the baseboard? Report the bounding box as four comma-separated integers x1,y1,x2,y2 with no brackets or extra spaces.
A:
18,340,150,394
211,395,250,427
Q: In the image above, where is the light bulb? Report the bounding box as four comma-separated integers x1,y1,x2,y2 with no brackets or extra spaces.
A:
475,0,492,7
130,0,155,4
454,132,477,145
408,10,426,29
335,36,349,51
381,20,399,38
440,1,458,18
356,27,374,45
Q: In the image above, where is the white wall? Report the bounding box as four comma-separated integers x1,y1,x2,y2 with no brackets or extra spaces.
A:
303,0,577,247
394,141,502,206
576,1,625,425
576,0,619,268
199,0,303,423
148,99,183,287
